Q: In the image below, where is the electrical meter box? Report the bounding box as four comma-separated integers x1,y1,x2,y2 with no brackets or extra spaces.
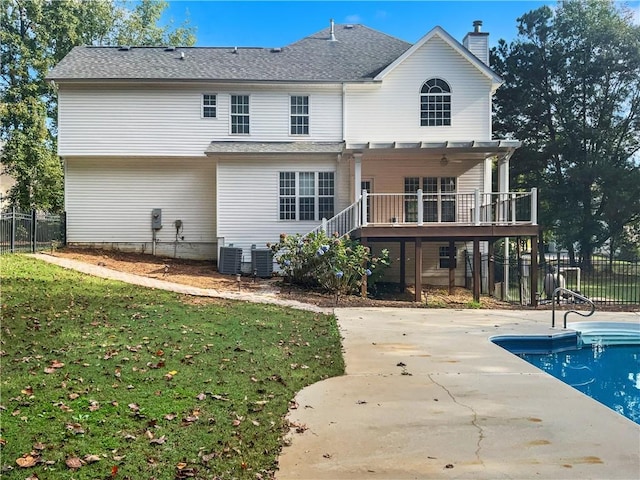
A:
151,209,162,230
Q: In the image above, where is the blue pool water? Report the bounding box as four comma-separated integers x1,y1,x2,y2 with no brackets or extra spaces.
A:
521,344,640,425
492,321,640,425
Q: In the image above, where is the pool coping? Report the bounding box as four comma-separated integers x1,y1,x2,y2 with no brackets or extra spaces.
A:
278,309,640,479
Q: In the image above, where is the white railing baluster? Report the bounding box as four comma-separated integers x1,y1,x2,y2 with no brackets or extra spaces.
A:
361,190,368,227
531,188,538,225
474,189,480,226
417,189,423,226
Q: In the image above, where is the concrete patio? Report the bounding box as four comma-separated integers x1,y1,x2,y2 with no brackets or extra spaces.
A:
278,309,640,479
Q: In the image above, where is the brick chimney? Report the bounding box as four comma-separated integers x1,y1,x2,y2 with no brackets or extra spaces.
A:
463,20,489,65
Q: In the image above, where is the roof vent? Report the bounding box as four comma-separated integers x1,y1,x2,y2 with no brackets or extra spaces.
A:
473,20,483,33
271,47,282,53
232,46,238,54
164,46,176,51
329,18,336,41
344,24,354,29
118,46,131,51
180,51,185,60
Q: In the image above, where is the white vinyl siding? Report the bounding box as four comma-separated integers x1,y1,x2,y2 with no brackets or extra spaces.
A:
217,156,344,259
65,157,216,257
345,36,492,143
58,84,342,157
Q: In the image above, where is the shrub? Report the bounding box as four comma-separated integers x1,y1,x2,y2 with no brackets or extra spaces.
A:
269,231,390,301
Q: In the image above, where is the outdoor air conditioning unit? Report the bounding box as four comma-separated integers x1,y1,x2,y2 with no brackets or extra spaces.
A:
218,246,242,275
251,245,273,278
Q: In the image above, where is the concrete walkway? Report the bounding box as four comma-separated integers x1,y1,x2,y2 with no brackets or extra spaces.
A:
279,309,640,479
29,253,640,479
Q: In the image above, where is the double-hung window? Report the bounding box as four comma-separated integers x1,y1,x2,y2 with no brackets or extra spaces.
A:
279,171,334,221
405,176,457,223
290,96,309,135
202,94,216,118
420,78,451,126
439,245,457,268
231,95,250,134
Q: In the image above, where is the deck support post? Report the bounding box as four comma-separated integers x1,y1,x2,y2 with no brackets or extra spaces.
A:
473,238,481,302
448,240,455,295
530,236,538,306
414,238,423,303
399,240,406,293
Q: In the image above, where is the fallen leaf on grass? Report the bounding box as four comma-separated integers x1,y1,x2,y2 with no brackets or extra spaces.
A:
199,451,219,463
210,394,229,401
21,386,34,395
32,442,45,450
128,403,139,412
195,393,206,401
68,393,80,400
50,360,65,369
65,423,85,435
149,435,166,445
65,457,83,469
16,454,38,468
83,454,101,463
164,413,177,421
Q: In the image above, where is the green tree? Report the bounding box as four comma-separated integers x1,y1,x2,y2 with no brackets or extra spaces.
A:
492,0,640,268
0,0,195,211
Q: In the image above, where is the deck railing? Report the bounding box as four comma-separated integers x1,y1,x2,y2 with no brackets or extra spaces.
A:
306,197,364,238
305,188,537,239
364,188,537,226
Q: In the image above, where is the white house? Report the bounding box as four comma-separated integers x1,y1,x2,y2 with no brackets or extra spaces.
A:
48,20,540,302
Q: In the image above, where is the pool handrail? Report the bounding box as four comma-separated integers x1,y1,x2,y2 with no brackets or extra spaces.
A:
551,287,596,329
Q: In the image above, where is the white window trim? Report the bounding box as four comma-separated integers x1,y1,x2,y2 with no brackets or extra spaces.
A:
278,171,335,221
202,93,217,119
438,245,457,269
289,94,310,137
229,93,251,135
419,78,452,127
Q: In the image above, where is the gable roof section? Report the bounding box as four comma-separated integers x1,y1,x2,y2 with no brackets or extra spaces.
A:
47,25,410,83
373,26,502,87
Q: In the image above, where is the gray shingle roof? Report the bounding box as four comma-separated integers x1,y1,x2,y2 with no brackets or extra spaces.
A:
48,25,411,83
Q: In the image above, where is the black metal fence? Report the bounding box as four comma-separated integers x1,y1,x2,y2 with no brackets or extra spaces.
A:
465,252,640,306
0,208,66,254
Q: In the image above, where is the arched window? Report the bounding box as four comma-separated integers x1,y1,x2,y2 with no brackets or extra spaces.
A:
420,78,451,126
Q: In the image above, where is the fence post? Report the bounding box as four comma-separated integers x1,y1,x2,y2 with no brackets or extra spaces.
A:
31,209,37,253
10,206,15,253
321,217,327,235
417,189,423,226
61,211,67,246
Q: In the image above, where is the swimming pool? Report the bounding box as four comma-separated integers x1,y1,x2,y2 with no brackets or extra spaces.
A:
492,321,640,425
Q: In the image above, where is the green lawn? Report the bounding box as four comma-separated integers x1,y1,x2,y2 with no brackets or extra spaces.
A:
0,255,344,479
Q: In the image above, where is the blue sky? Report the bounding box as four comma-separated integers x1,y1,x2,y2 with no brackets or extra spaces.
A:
161,1,640,47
